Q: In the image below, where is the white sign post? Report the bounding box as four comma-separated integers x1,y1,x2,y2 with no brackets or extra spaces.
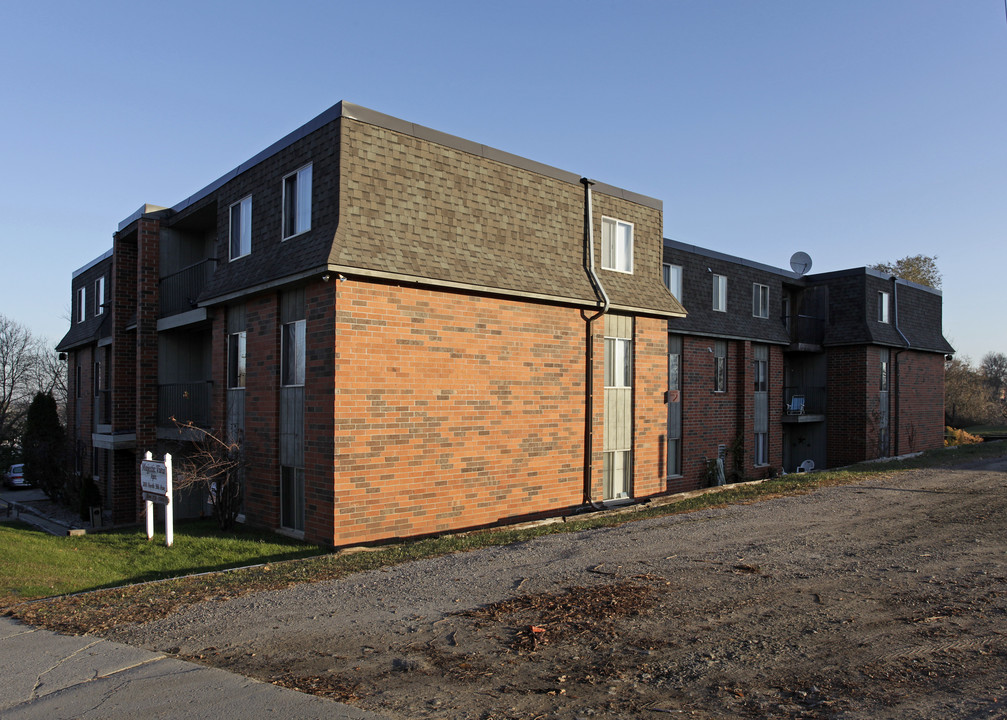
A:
141,451,173,547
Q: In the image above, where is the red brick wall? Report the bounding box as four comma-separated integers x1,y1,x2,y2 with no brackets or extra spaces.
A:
328,280,592,545
242,293,280,529
634,316,673,498
667,338,785,493
894,350,945,455
827,345,872,466
768,345,785,474
134,218,161,524
304,281,336,542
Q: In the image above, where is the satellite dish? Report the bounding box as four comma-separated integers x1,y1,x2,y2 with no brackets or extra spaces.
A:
790,251,812,276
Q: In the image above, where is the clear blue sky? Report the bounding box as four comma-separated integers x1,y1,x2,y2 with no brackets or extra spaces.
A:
2,1,1003,363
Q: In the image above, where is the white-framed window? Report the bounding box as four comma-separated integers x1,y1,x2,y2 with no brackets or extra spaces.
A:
663,263,683,300
228,331,247,389
604,337,632,388
880,347,890,392
755,432,768,466
94,276,105,315
229,195,252,260
714,340,727,392
282,164,312,239
603,450,631,500
878,291,890,323
713,274,727,312
281,319,306,387
601,217,633,274
753,283,769,319
77,287,86,323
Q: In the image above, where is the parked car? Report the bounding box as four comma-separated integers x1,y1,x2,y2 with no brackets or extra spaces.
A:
5,464,27,488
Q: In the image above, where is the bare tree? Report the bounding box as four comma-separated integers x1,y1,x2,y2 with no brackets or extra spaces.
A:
0,315,46,452
945,356,994,427
172,420,246,530
980,352,1007,404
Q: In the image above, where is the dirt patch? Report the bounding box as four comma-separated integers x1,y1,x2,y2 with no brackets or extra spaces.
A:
81,461,1007,717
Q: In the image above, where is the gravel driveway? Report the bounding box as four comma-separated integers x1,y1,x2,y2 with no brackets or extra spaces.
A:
104,457,1007,719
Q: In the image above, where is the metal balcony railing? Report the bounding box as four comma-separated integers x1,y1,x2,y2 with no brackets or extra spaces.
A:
159,259,217,317
783,314,826,346
158,381,213,428
783,386,827,415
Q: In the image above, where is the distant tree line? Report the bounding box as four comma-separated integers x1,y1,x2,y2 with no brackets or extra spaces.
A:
946,352,1007,428
0,314,65,470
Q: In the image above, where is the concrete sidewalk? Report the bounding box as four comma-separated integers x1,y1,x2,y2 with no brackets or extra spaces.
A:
0,616,389,720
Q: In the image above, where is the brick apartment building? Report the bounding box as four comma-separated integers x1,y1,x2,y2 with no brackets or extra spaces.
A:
57,102,686,544
57,102,953,545
661,239,953,489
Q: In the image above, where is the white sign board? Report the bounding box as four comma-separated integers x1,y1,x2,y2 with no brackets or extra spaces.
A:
140,460,168,497
143,452,173,547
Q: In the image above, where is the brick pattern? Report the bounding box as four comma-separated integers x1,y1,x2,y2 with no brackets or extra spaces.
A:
632,316,673,498
893,350,945,455
241,293,281,529
668,336,784,493
303,281,337,540
327,280,591,545
133,218,161,521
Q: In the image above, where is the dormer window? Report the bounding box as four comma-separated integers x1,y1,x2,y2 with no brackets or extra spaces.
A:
753,283,769,318
282,164,312,239
713,274,727,312
878,291,890,323
95,276,105,315
77,287,86,323
230,195,252,260
601,217,633,274
663,263,682,300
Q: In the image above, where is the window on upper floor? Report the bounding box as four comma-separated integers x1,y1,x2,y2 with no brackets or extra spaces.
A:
713,274,727,312
880,348,890,392
94,276,105,315
228,331,247,389
663,263,683,301
77,287,86,323
601,217,633,274
230,195,252,260
753,283,769,319
714,340,727,392
282,164,312,239
878,291,890,323
281,319,306,387
93,361,101,397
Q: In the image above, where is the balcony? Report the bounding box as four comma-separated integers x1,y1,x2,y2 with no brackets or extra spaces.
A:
782,385,826,423
160,259,216,318
783,314,825,350
95,389,112,427
158,381,214,429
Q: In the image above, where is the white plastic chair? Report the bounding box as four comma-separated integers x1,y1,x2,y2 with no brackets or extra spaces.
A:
796,459,815,473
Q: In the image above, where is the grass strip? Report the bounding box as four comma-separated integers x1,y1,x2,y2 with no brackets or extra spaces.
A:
5,440,1004,637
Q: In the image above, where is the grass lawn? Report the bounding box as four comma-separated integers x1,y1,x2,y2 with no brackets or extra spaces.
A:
964,423,1007,438
0,520,322,607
